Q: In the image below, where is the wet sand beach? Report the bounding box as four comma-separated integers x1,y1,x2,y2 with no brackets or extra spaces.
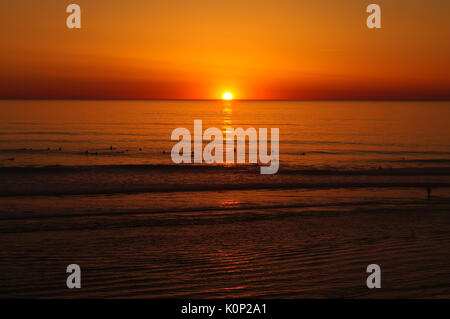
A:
1,195,449,298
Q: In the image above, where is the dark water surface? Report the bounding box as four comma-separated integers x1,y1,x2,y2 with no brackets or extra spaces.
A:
0,100,449,297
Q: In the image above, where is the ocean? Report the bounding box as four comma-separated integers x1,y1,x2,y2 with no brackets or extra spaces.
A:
0,100,449,297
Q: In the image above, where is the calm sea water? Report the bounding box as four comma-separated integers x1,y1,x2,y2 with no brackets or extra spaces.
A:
1,100,449,169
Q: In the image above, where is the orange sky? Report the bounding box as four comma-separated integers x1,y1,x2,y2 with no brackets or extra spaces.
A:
0,0,449,100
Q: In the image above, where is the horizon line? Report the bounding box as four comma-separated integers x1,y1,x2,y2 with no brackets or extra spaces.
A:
1,98,449,102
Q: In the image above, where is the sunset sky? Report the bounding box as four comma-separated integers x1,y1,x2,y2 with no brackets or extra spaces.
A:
0,0,449,100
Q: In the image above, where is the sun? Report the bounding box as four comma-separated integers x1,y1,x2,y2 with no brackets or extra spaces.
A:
222,92,233,100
